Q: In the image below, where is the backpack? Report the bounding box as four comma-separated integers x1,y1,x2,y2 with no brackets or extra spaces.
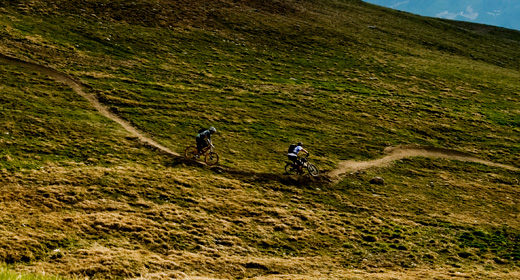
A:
288,144,297,154
198,128,207,134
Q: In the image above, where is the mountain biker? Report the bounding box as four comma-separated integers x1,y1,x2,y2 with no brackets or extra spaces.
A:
288,142,309,171
196,127,217,155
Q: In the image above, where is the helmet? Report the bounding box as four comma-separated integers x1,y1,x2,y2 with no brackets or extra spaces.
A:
209,127,217,133
297,142,303,146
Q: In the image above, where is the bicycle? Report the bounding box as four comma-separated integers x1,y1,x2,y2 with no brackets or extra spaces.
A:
285,156,320,177
184,144,219,165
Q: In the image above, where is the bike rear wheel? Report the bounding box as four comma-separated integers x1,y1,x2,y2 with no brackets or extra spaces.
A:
205,151,219,165
285,163,298,175
307,163,320,177
184,146,199,160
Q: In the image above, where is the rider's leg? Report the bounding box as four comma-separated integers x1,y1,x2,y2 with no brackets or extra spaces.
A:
196,137,204,154
288,155,298,168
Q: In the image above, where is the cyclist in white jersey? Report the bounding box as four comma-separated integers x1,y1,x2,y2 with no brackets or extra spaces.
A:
287,142,309,171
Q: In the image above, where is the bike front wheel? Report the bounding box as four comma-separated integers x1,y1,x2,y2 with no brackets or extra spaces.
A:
205,151,219,165
307,163,320,177
184,146,199,160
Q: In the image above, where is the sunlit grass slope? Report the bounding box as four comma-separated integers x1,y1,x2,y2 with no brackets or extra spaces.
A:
0,265,63,280
0,0,519,279
1,0,519,171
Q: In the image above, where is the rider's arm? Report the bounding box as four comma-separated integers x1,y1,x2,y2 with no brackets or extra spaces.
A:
301,148,309,155
205,135,213,147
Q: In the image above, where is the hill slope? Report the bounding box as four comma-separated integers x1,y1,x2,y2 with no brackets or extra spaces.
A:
0,0,519,279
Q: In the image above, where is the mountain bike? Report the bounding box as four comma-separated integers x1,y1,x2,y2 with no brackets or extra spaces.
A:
184,144,219,165
285,156,320,177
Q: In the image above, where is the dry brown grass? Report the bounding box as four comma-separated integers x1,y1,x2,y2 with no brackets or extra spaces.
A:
1,161,518,279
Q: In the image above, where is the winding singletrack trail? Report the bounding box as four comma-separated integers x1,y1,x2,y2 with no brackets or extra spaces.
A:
0,54,179,157
2,54,518,176
329,146,519,178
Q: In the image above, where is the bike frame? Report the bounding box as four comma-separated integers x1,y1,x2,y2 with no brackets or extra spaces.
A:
200,144,214,155
286,156,319,177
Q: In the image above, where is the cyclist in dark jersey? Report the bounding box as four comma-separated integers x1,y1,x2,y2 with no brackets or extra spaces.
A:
196,127,217,154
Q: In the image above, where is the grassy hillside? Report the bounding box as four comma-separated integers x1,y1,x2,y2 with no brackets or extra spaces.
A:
0,0,519,279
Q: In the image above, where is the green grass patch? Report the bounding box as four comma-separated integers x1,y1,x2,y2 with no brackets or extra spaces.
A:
0,266,64,280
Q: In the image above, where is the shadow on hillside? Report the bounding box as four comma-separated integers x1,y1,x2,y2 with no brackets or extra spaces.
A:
224,168,333,187
164,156,333,187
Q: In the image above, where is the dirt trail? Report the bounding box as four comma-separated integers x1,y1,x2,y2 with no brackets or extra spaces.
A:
329,146,519,177
0,54,179,156
2,54,518,177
